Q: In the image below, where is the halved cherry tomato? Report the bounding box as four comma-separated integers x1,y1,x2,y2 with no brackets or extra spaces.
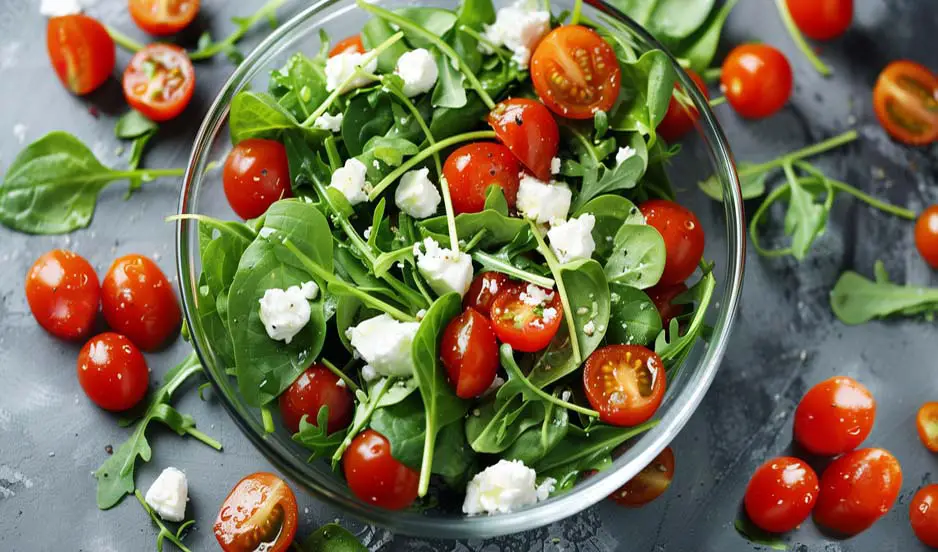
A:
443,142,521,214
487,98,559,180
917,402,938,452
441,308,499,399
911,484,938,548
490,284,563,353
658,70,709,143
77,332,149,411
814,448,902,536
786,0,853,40
872,60,938,145
214,472,298,552
721,44,793,119
122,43,195,122
129,0,200,36
744,457,819,533
916,205,938,268
610,447,675,507
646,282,688,332
101,254,181,351
329,35,365,57
793,376,875,456
343,429,419,510
530,25,621,119
583,345,666,427
25,250,100,340
640,200,705,286
223,138,292,219
46,15,116,95
464,272,515,317
279,365,354,435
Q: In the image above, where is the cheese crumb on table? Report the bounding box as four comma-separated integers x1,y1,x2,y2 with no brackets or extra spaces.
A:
144,467,188,522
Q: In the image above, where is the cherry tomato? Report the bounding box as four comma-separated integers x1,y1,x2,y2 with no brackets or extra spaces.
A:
223,138,293,220
721,44,793,119
441,308,499,399
122,43,195,122
129,0,200,36
443,143,520,215
278,365,354,435
25,250,100,340
464,272,515,318
530,25,621,119
77,332,149,411
639,200,705,286
329,35,364,57
743,457,819,533
872,61,938,145
343,429,419,510
658,70,709,143
101,254,181,351
214,472,298,552
490,284,563,353
487,98,559,180
646,282,688,331
610,447,675,507
916,206,938,268
814,448,902,535
583,345,666,427
917,402,938,452
793,376,875,456
46,15,115,95
910,484,938,548
786,0,853,40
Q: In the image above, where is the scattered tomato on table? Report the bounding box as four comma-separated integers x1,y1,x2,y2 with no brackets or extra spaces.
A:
25,249,100,340
46,14,115,95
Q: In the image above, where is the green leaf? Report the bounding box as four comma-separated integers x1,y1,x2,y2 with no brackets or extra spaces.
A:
395,7,458,49
574,132,649,210
734,518,788,551
503,396,569,466
608,50,677,136
672,0,740,72
341,93,395,157
125,129,157,196
830,265,938,325
268,52,329,121
300,523,367,552
603,224,667,289
484,185,509,215
361,18,410,73
698,162,768,201
431,48,468,108
457,0,496,30
784,176,829,260
419,208,526,250
654,268,716,366
607,283,663,346
574,194,644,260
466,395,546,453
361,136,419,167
292,406,347,460
115,111,158,139
533,422,657,482
229,91,324,144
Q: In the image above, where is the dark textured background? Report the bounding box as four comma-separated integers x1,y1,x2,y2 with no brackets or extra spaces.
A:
1,0,936,550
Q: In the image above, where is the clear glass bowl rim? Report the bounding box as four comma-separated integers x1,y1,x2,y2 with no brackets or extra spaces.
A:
176,0,745,539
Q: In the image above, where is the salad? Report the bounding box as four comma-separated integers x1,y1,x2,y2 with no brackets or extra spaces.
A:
193,0,715,514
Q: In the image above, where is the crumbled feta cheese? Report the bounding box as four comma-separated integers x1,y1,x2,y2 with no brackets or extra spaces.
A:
40,0,83,17
144,467,188,522
325,51,378,93
463,459,556,515
416,309,428,321
329,158,369,205
519,283,553,306
258,281,319,344
615,146,637,166
361,365,378,381
547,214,596,263
482,1,550,68
363,226,372,240
413,238,474,297
395,167,441,219
550,157,561,175
347,314,420,377
583,320,596,336
560,390,572,402
313,112,343,133
516,175,571,226
394,48,439,97
541,306,558,323
336,379,347,388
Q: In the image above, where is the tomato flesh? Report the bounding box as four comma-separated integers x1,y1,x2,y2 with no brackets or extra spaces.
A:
658,70,709,143
329,35,365,57
46,14,116,95
916,205,938,268
583,345,666,427
813,448,902,536
77,332,149,411
744,457,819,533
873,61,938,145
25,249,100,340
279,365,354,435
793,376,875,456
223,138,293,219
441,308,499,399
490,284,563,353
443,142,521,214
721,44,793,119
101,254,181,351
911,485,938,548
464,272,515,318
215,472,299,552
530,25,621,119
610,447,675,507
786,0,853,40
917,402,938,453
639,200,705,286
123,43,195,122
343,429,419,510
129,0,200,36
487,98,559,180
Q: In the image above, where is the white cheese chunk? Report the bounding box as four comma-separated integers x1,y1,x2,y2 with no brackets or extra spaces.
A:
257,281,319,344
547,214,596,263
394,48,439,97
413,238,474,297
313,112,343,133
518,283,554,306
463,459,556,515
144,467,188,522
329,158,369,205
325,51,378,93
516,175,571,226
395,167,441,219
550,157,561,175
347,314,420,378
615,146,637,166
40,0,83,17
482,1,551,69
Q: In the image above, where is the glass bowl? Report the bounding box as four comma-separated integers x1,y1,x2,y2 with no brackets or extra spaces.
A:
176,0,744,539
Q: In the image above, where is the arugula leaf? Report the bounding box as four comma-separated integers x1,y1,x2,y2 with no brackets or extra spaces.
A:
608,50,676,137
782,168,832,260
300,523,367,552
135,490,195,552
497,344,599,418
268,52,329,121
466,395,546,453
574,194,645,260
607,283,663,346
830,262,938,325
574,132,648,210
609,0,716,41
115,111,158,139
698,162,768,201
229,91,325,144
432,47,468,108
734,518,788,551
124,129,157,196
654,267,716,367
603,224,667,289
293,406,347,460
189,0,288,62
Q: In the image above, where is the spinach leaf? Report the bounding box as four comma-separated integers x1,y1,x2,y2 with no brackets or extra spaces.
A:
361,17,410,73
533,421,657,486
115,110,158,139
608,50,676,136
503,395,569,466
783,172,830,260
341,93,395,157
830,262,938,325
373,376,419,408
574,194,644,260
419,208,526,250
293,406,347,460
484,185,510,215
607,283,662,346
229,91,324,144
457,0,495,30
395,7,458,49
360,136,419,167
269,52,329,121
603,224,667,289
432,47,468,109
672,0,740,72
466,395,546,453
573,132,649,210
300,523,367,552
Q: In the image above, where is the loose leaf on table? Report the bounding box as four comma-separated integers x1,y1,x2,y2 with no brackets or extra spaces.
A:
783,173,831,260
300,523,367,552
607,283,663,346
608,50,677,137
293,406,347,460
603,223,667,289
115,110,158,139
830,261,938,325
229,91,325,144
135,490,195,552
189,0,288,62
734,518,788,551
574,194,644,260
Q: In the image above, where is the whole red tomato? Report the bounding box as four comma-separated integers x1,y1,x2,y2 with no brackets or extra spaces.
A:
25,250,100,340
813,448,902,535
793,376,875,455
101,254,181,351
744,457,819,533
77,332,149,411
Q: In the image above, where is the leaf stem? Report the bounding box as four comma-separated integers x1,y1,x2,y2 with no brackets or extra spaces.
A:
332,378,390,465
701,67,722,82
112,167,186,180
773,0,832,76
321,358,362,394
709,96,727,107
135,490,194,552
165,214,255,244
189,0,289,60
743,130,858,177
184,427,223,450
260,404,275,433
106,25,144,52
458,24,512,60
795,161,916,220
571,0,583,25
471,251,555,288
528,220,582,365
501,345,598,417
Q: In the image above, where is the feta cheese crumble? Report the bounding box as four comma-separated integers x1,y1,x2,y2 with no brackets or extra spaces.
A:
463,459,556,515
325,51,378,93
329,158,369,205
482,1,551,69
519,283,553,306
394,48,439,97
395,167,441,219
347,314,420,377
615,146,637,166
547,214,596,263
413,238,474,297
516,175,571,226
258,281,319,344
40,0,83,17
313,112,343,133
550,157,561,175
144,467,188,522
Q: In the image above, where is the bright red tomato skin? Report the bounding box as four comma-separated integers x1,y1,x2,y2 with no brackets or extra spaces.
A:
917,402,938,453
77,332,149,411
214,472,298,552
646,282,688,331
343,429,419,511
46,15,115,95
101,254,181,351
639,200,705,286
793,376,875,456
279,365,354,435
744,457,819,533
583,345,666,427
129,0,200,36
443,142,521,214
814,448,902,536
910,485,938,548
329,35,365,57
915,205,938,268
786,0,853,40
441,308,499,399
721,44,793,119
463,272,514,317
223,138,293,220
610,447,675,507
488,98,559,180
123,43,195,122
658,70,709,143
25,250,100,340
490,285,564,353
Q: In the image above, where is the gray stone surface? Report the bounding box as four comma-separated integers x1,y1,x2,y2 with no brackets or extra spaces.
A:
1,0,936,550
